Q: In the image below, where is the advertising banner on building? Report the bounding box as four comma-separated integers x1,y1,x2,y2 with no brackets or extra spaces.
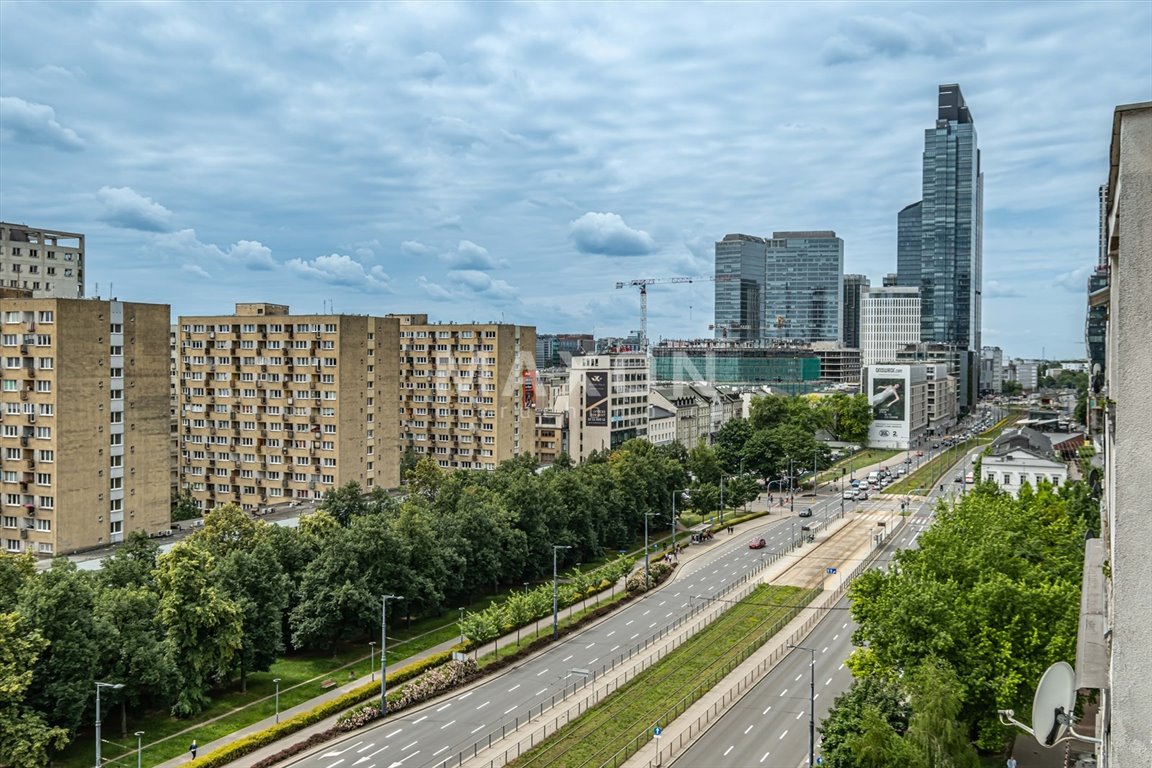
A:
522,370,537,409
584,371,608,427
870,377,906,421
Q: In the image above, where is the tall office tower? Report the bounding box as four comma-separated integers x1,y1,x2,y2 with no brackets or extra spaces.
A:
390,315,536,471
1,293,170,556
714,234,767,341
176,304,400,513
842,274,870,349
860,286,921,366
897,84,984,409
896,202,922,288
763,231,844,343
0,223,85,298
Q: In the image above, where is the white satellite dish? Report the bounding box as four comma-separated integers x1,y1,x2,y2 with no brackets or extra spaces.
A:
1031,661,1076,747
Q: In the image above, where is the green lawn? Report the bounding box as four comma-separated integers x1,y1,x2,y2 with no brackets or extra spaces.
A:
510,584,813,768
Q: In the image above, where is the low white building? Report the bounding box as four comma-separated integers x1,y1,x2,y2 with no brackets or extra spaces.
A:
981,449,1067,496
567,353,649,461
647,405,677,446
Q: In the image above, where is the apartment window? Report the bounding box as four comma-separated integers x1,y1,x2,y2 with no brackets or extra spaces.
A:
38,450,53,462
37,311,53,324
110,389,123,400
36,473,51,486
110,323,123,334
1,516,15,529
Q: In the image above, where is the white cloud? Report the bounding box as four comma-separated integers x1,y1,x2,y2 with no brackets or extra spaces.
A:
181,263,212,279
984,280,1024,298
441,240,506,270
401,240,434,256
97,186,175,232
1052,266,1092,293
569,212,657,256
0,96,84,151
154,229,276,271
286,253,392,291
821,13,981,65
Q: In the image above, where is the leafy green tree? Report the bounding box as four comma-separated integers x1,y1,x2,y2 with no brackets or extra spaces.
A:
846,704,918,768
820,675,911,768
318,482,371,526
904,658,979,768
1002,380,1023,396
749,394,789,431
170,488,200,522
0,553,35,612
94,585,178,734
713,418,752,473
98,531,160,590
406,457,443,501
399,446,420,483
0,612,68,768
18,559,99,731
187,503,260,555
823,392,872,444
214,539,291,692
154,544,243,716
687,441,721,486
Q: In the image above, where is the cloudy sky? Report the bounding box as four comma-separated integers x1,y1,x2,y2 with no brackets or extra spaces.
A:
2,1,1149,360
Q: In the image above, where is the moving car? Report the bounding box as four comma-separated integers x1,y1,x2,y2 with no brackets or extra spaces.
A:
843,490,856,499
854,490,869,501
748,537,766,549
798,508,813,518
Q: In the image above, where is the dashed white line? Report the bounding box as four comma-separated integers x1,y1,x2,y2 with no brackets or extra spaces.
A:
476,701,490,710
385,728,403,738
504,706,517,715
412,715,427,724
457,691,473,700
723,745,734,756
470,724,486,734
779,729,788,740
760,750,771,763
562,654,574,662
401,740,417,751
433,746,449,756
535,688,548,696
744,724,754,735
436,703,452,712
780,688,788,697
439,720,455,730
762,705,773,715
508,684,520,692
536,669,549,677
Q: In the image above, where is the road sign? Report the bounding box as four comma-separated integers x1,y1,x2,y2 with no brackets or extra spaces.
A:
653,726,662,738
826,567,837,575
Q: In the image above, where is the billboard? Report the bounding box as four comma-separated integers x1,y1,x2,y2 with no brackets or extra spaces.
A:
584,371,608,427
522,370,537,409
870,377,906,421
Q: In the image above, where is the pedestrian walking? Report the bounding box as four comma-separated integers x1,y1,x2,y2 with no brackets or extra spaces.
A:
1006,758,1017,768
189,739,198,760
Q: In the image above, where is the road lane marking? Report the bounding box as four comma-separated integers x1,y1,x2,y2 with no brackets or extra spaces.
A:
724,745,734,756
535,688,548,696
436,703,452,712
504,706,517,714
562,655,573,662
780,688,788,697
606,630,616,637
401,741,417,751
795,674,802,682
439,720,455,730
760,750,771,762
610,645,620,652
476,701,489,710
385,729,402,738
630,633,639,640
457,691,473,700
825,678,833,686
433,746,449,756
762,705,772,715
585,642,595,649
470,724,486,734
508,684,520,692
779,729,788,740
536,669,549,676
744,724,754,734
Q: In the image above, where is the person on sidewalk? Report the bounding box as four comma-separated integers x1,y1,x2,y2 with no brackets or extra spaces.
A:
1006,758,1017,768
189,739,198,760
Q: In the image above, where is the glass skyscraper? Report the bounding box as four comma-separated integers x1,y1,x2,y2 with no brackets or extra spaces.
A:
842,274,870,349
714,234,767,341
763,231,844,343
897,84,983,408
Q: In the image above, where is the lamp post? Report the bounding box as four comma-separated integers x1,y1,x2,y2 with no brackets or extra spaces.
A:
458,607,465,646
134,731,144,768
273,677,281,723
380,594,403,714
642,513,656,590
787,644,816,768
671,490,688,554
94,681,123,768
552,545,571,639
369,641,376,682
787,457,796,513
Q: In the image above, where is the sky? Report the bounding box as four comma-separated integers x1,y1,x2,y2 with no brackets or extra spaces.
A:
1,1,1149,361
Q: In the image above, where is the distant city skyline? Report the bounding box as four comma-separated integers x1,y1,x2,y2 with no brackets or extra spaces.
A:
1,1,1149,360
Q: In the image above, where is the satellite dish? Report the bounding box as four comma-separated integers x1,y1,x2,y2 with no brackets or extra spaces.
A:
1031,661,1076,747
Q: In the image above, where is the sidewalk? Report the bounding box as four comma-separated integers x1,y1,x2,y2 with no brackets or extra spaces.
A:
163,451,910,768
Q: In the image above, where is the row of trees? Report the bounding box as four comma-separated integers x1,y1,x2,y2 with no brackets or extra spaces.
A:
819,478,1092,764
0,392,868,765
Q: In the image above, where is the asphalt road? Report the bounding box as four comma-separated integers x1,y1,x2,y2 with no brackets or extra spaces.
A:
670,470,959,767
286,492,853,768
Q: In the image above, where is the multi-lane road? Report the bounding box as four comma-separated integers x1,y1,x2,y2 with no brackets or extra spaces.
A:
669,473,952,767
287,482,865,768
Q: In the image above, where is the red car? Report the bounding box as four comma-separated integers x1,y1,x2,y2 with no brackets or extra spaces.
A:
916,450,924,457
748,537,766,549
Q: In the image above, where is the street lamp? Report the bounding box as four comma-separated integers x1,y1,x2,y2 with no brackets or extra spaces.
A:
369,641,376,682
273,678,281,723
671,490,689,554
380,594,404,714
94,681,123,768
643,513,657,591
458,607,465,646
552,545,571,639
134,731,144,768
787,644,816,768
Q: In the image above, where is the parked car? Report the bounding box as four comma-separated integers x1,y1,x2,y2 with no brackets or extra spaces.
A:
798,509,813,518
916,450,924,457
850,479,861,488
748,537,766,549
843,490,856,500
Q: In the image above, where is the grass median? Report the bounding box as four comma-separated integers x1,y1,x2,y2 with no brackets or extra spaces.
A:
509,583,816,768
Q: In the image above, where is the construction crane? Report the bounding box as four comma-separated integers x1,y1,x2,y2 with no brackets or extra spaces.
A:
615,274,736,353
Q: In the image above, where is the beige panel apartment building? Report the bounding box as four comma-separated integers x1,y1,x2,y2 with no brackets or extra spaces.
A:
0,223,85,298
390,315,535,470
176,304,400,513
1,293,170,555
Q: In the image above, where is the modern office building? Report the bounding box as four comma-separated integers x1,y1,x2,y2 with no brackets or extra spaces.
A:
763,231,844,343
714,234,767,341
1005,359,1040,392
842,274,869,349
979,346,1004,394
922,362,958,435
1085,103,1152,768
390,315,536,471
2,293,170,555
651,339,822,393
567,353,649,461
0,223,85,299
176,304,401,513
811,342,862,384
860,286,921,367
897,84,983,410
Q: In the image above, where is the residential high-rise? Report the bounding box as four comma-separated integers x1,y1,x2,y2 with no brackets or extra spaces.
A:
176,304,400,513
1,293,170,555
842,274,870,349
764,231,844,343
860,286,920,367
897,84,984,409
979,346,1004,394
0,223,85,298
391,315,536,471
714,234,766,341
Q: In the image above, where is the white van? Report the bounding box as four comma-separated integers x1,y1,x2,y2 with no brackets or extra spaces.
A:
867,471,880,483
